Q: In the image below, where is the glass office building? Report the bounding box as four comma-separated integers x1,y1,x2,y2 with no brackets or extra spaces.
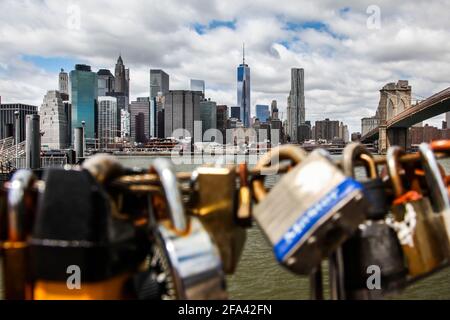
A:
237,62,251,127
70,64,98,141
256,104,270,123
200,99,217,139
190,79,205,96
230,106,241,120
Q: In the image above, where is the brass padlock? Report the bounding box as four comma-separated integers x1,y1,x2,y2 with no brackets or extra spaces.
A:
188,165,246,275
387,146,448,277
417,143,450,256
236,163,253,228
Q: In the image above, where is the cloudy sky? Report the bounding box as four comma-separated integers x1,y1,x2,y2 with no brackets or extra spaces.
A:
1,0,450,134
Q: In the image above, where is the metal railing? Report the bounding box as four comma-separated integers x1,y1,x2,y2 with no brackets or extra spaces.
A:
7,156,68,170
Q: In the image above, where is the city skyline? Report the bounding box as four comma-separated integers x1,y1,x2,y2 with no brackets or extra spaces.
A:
1,1,450,134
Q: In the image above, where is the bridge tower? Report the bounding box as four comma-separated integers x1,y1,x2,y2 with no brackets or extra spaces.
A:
377,80,412,154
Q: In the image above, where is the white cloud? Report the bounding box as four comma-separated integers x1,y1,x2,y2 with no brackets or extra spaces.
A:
1,0,450,133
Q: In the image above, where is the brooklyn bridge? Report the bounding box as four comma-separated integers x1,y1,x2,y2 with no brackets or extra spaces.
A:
360,80,450,154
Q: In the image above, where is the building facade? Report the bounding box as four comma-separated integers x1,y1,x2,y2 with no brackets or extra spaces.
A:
40,90,69,150
230,106,241,120
216,105,228,139
361,116,381,136
150,69,169,99
256,105,270,123
97,96,118,148
287,68,305,142
0,103,38,142
130,97,150,143
70,64,98,141
237,59,251,127
200,99,217,140
190,79,205,96
114,56,129,97
97,69,115,97
271,100,279,120
120,108,130,138
164,90,202,139
58,69,69,100
315,118,340,142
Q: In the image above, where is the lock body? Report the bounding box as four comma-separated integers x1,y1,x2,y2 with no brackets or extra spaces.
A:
254,151,367,274
390,196,448,277
29,169,148,299
342,221,406,299
189,166,246,274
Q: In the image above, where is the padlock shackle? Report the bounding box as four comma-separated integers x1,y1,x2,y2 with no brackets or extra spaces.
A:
387,146,407,198
7,170,36,242
151,158,187,233
252,145,307,203
418,143,450,212
342,143,377,179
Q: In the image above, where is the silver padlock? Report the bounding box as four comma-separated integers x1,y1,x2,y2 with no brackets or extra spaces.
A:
254,148,367,275
150,158,227,300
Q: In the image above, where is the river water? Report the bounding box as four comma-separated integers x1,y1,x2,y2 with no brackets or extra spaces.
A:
1,154,450,300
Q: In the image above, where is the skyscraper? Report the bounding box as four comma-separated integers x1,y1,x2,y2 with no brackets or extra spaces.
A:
230,106,241,119
59,69,69,97
287,68,305,142
237,45,251,127
70,64,98,141
150,69,169,99
446,112,450,127
256,105,270,123
191,79,205,96
164,90,202,139
97,96,118,148
199,99,217,139
114,55,129,96
130,97,150,143
271,100,279,120
97,69,115,96
120,109,130,138
0,103,38,142
216,105,229,140
40,90,69,149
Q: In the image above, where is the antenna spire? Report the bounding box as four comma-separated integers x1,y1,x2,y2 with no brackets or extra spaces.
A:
243,43,245,65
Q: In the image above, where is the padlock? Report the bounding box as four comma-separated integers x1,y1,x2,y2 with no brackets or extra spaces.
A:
150,158,227,299
417,143,450,254
187,165,246,275
29,167,148,300
2,170,36,300
236,163,253,228
430,140,450,197
342,143,391,220
253,146,367,275
339,143,407,300
386,146,448,278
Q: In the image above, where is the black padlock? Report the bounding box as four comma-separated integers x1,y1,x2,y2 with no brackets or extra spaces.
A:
29,167,148,299
342,145,390,220
340,143,407,300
